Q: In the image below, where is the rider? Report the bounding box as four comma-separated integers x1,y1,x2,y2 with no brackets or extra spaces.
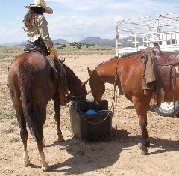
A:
23,0,68,105
23,0,58,59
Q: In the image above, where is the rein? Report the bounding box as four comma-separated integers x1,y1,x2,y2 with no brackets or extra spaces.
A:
113,58,120,103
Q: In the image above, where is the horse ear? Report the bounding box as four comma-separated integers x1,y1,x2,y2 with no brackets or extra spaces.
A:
87,67,92,75
82,79,89,86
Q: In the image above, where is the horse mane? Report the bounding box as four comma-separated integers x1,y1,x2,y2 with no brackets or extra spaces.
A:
120,51,141,59
97,51,142,67
62,63,86,98
63,64,81,85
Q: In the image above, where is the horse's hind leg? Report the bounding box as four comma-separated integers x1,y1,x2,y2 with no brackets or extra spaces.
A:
132,96,150,155
31,107,49,171
19,113,31,166
9,89,30,166
54,93,64,141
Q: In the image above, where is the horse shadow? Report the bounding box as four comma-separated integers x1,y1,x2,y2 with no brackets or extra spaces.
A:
47,128,179,174
125,105,157,113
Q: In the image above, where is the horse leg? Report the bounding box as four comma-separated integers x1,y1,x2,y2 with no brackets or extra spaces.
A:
31,107,48,171
54,93,64,141
132,96,150,155
10,89,31,166
33,123,48,171
19,116,31,166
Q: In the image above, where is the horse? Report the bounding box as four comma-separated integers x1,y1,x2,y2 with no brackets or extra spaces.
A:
87,49,179,154
8,51,87,171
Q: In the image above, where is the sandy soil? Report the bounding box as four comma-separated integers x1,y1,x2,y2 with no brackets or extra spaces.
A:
0,53,179,176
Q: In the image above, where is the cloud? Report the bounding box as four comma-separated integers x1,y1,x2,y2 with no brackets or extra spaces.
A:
1,0,179,43
45,0,179,41
47,0,111,11
0,26,25,43
46,0,179,14
48,14,117,41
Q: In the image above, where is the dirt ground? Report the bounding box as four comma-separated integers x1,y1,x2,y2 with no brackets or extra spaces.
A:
0,48,179,176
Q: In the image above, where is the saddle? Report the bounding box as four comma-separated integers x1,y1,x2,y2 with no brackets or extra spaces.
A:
141,48,179,102
155,53,179,98
24,37,49,56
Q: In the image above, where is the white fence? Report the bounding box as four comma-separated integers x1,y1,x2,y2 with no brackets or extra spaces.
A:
116,13,179,56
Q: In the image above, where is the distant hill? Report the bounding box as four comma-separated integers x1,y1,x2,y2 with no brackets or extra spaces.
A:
53,39,68,44
79,36,143,47
79,37,115,46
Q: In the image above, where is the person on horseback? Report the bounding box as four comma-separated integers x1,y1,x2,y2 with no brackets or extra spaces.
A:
23,0,58,59
23,0,68,105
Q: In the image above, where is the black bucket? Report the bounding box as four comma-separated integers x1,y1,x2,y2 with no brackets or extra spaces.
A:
69,99,113,142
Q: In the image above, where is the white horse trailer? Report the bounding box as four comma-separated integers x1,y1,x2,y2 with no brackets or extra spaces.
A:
116,13,179,116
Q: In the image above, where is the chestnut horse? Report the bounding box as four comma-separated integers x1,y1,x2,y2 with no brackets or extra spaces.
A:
8,51,87,171
88,50,179,154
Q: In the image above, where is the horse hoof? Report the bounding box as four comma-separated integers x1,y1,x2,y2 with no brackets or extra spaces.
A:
23,154,31,167
58,136,64,142
138,143,148,155
138,143,143,149
24,160,31,167
140,148,148,155
42,162,49,172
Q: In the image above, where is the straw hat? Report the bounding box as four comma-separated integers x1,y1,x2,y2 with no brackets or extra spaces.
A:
25,0,53,14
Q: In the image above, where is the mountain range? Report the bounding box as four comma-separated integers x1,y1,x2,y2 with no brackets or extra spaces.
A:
52,36,143,47
0,36,143,47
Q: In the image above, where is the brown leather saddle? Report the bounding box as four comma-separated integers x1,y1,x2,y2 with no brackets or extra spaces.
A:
154,52,179,92
24,37,49,56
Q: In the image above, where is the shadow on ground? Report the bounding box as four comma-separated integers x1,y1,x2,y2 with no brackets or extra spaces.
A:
46,129,179,175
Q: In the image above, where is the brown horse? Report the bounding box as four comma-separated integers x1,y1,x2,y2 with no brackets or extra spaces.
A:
8,51,87,171
88,50,179,154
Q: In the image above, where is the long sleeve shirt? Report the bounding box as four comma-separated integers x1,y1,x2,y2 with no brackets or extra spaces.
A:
23,14,53,48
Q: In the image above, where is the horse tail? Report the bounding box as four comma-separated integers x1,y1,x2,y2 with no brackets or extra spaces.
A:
18,61,35,132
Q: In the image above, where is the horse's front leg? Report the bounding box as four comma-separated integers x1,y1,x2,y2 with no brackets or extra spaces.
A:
132,96,151,155
54,93,64,141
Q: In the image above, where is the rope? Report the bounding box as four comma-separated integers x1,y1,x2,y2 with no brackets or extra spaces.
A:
113,58,120,104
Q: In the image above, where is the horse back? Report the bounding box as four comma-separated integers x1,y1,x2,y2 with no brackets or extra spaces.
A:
8,52,55,103
116,53,144,97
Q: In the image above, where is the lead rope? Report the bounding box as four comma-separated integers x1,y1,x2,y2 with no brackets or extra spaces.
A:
112,58,120,139
172,66,176,116
113,58,120,105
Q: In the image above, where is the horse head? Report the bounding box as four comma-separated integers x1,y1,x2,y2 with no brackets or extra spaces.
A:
87,67,105,103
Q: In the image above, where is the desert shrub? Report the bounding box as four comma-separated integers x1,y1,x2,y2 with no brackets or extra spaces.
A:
57,44,66,49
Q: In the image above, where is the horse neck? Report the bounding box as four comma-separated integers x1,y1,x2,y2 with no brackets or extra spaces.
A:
63,64,86,97
96,58,119,84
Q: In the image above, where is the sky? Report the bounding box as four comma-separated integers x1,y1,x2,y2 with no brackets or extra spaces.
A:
0,0,179,44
